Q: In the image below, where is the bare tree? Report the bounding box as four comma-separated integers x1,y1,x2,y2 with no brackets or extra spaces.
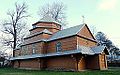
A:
1,2,29,49
38,2,67,26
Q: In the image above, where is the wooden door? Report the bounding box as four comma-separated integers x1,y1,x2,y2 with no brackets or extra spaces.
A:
78,56,86,71
100,54,106,69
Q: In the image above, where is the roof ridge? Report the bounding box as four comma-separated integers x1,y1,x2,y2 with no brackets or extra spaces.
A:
61,24,84,31
48,24,87,41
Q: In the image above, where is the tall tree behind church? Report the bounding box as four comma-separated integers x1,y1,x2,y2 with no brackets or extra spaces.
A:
1,2,29,49
38,2,67,26
95,32,113,48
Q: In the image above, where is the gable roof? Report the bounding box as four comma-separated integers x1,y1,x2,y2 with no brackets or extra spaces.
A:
91,46,109,55
48,24,97,42
77,45,109,55
48,24,85,41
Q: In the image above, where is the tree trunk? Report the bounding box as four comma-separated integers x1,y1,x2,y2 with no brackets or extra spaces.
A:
13,28,17,49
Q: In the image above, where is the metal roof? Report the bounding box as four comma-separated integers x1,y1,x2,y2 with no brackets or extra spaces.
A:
48,24,85,41
77,45,95,55
91,46,109,54
21,39,47,46
10,50,82,60
10,46,108,60
39,14,61,25
25,29,52,39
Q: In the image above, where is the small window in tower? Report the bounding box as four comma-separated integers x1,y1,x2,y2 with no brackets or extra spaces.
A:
56,42,62,52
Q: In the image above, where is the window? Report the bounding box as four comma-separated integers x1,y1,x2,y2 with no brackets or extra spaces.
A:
56,42,62,52
32,44,36,54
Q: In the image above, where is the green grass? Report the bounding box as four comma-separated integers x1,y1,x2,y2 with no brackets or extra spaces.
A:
0,67,119,75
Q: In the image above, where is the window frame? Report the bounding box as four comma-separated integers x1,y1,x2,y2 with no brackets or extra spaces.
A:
56,42,62,52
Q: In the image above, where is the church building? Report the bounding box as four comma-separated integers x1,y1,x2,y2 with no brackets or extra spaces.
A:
10,14,109,71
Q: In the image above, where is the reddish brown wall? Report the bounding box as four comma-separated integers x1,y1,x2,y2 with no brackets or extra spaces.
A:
46,56,76,70
86,55,100,69
77,37,97,47
13,61,19,68
30,22,61,34
24,34,51,45
46,36,77,53
19,42,45,56
99,53,108,70
30,28,45,34
19,59,40,69
78,56,86,70
78,25,95,40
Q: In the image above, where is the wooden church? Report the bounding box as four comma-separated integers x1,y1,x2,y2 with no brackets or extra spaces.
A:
10,14,109,71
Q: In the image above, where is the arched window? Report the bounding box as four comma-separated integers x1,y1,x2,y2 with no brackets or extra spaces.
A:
56,42,62,52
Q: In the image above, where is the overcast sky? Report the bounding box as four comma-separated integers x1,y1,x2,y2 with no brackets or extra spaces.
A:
0,0,120,50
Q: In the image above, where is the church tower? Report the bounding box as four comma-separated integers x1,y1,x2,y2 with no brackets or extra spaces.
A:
29,14,61,35
24,14,61,44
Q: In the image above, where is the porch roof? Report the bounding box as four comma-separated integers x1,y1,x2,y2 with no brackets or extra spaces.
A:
10,46,108,60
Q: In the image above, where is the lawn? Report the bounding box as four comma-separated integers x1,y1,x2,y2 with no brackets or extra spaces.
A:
0,67,119,75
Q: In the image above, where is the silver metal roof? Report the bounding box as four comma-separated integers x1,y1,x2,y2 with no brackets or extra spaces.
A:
10,46,108,60
21,39,47,46
77,45,95,55
91,46,106,54
48,24,85,41
39,14,61,25
10,50,82,60
25,29,52,39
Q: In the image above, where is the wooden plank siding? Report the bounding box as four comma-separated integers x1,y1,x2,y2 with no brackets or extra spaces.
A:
77,24,95,40
15,42,46,56
19,59,40,69
77,36,97,47
76,24,97,47
99,53,108,70
30,22,61,34
86,55,100,69
13,61,19,68
46,55,77,70
46,36,77,53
